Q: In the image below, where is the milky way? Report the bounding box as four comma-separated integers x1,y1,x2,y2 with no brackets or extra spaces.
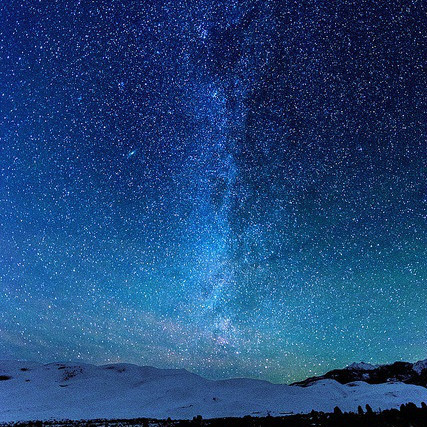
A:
1,1,426,383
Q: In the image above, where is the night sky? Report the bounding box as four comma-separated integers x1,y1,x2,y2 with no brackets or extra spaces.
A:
1,0,426,383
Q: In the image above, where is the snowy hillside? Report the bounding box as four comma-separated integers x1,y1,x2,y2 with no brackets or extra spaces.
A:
0,360,427,422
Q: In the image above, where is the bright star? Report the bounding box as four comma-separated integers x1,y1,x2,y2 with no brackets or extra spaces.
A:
127,149,137,159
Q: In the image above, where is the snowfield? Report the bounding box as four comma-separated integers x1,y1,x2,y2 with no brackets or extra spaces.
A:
1,360,427,422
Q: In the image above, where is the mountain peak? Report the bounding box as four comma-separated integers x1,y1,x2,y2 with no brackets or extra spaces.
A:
413,359,427,375
345,362,378,371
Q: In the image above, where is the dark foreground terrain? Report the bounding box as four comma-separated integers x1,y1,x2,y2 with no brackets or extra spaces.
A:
3,403,427,427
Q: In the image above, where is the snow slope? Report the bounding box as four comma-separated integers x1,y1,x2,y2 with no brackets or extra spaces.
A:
1,360,427,422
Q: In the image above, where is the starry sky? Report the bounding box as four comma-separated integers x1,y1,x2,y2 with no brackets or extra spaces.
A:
1,0,426,383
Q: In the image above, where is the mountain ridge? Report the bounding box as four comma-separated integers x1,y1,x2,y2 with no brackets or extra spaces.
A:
292,358,427,388
0,358,426,422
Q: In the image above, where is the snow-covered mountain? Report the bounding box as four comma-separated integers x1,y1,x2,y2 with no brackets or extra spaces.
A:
0,360,427,422
292,359,427,388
